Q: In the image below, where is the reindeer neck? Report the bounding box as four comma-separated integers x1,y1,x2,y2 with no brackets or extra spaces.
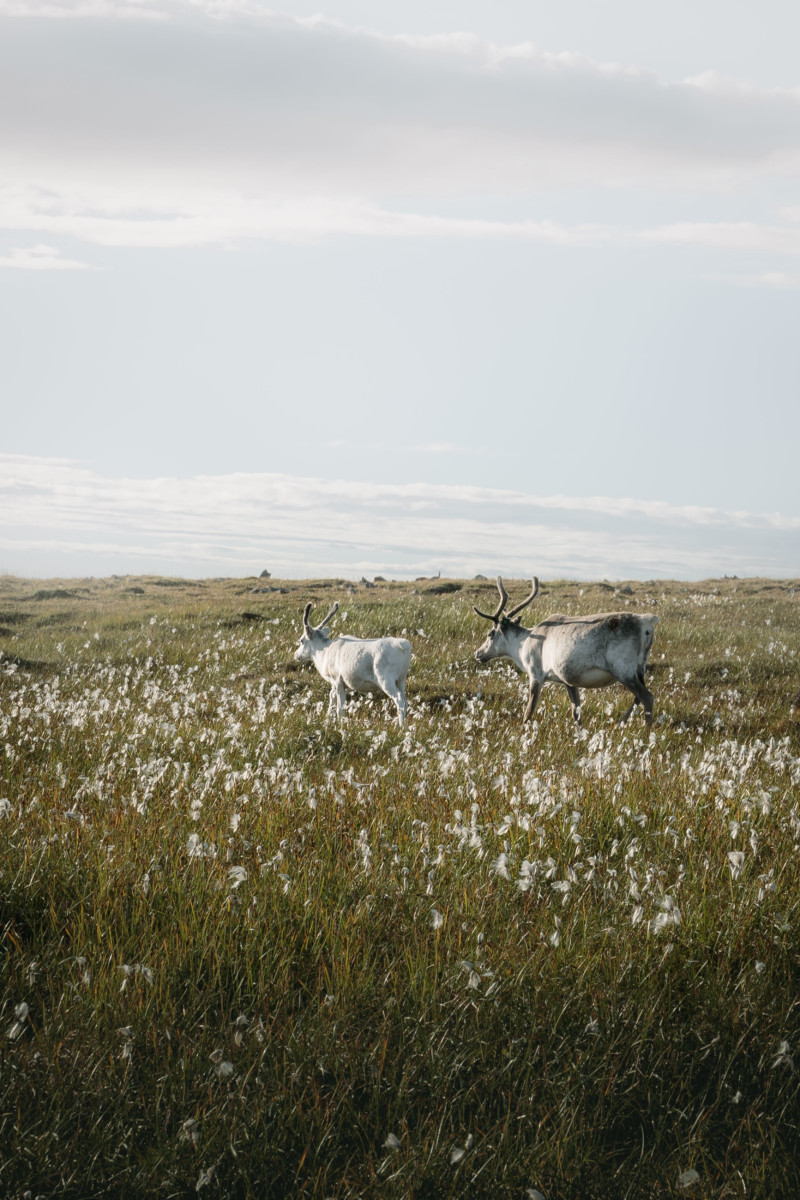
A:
501,621,534,666
309,632,334,659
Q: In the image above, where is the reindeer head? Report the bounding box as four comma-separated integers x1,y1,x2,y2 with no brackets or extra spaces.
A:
473,576,539,662
294,600,339,662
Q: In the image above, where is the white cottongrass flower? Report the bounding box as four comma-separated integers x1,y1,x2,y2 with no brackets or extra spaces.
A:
677,1168,700,1188
450,1133,473,1164
119,963,153,990
384,1132,402,1151
460,961,481,990
430,908,445,931
517,860,535,893
772,1040,793,1069
6,1001,29,1040
227,866,248,889
117,1026,133,1061
728,851,745,880
209,1049,235,1079
196,1166,215,1191
187,833,216,860
757,870,776,901
491,852,511,880
0,798,12,818
357,828,372,873
652,896,681,933
526,1190,546,1200
755,961,766,975
181,1117,201,1147
229,812,241,833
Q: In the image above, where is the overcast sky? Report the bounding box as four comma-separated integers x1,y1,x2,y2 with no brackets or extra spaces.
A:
2,0,799,579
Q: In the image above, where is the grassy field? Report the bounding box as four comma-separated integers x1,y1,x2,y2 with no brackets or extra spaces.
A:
1,573,799,1199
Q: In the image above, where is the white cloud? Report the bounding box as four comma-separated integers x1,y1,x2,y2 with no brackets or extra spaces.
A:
0,242,91,269
1,455,797,579
8,185,800,259
0,187,621,248
415,442,482,455
2,5,800,251
0,0,170,17
723,270,800,288
638,221,800,256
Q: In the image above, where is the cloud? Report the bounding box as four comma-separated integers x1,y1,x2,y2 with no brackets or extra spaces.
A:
0,187,621,248
722,270,800,288
2,4,800,251
1,455,797,579
638,220,800,256
415,443,482,455
0,242,92,269
6,189,800,258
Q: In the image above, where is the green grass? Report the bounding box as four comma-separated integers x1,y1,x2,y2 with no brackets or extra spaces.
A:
1,573,799,1198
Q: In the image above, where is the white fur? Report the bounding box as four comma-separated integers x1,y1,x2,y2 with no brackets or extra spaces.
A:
295,603,412,725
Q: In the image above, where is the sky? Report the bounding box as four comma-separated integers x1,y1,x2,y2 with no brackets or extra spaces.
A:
1,0,799,580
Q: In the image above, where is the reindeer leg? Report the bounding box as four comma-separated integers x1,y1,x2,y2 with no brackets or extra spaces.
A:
565,685,582,726
523,680,542,724
395,682,408,727
620,672,654,726
379,676,406,727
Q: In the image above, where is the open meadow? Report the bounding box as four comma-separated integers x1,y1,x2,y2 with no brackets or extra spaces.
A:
1,573,799,1200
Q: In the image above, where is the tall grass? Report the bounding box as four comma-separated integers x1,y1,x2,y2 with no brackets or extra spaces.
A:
1,574,799,1198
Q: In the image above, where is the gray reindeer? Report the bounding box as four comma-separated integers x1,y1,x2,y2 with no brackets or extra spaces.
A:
473,577,658,726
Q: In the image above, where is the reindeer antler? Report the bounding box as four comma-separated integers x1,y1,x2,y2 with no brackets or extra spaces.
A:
473,576,539,623
302,600,339,633
473,576,510,622
505,577,539,620
314,601,339,631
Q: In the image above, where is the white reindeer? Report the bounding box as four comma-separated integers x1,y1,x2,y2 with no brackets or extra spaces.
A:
294,601,412,726
473,577,658,726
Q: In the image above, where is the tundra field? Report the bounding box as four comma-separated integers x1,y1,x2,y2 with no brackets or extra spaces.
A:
1,574,800,1200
